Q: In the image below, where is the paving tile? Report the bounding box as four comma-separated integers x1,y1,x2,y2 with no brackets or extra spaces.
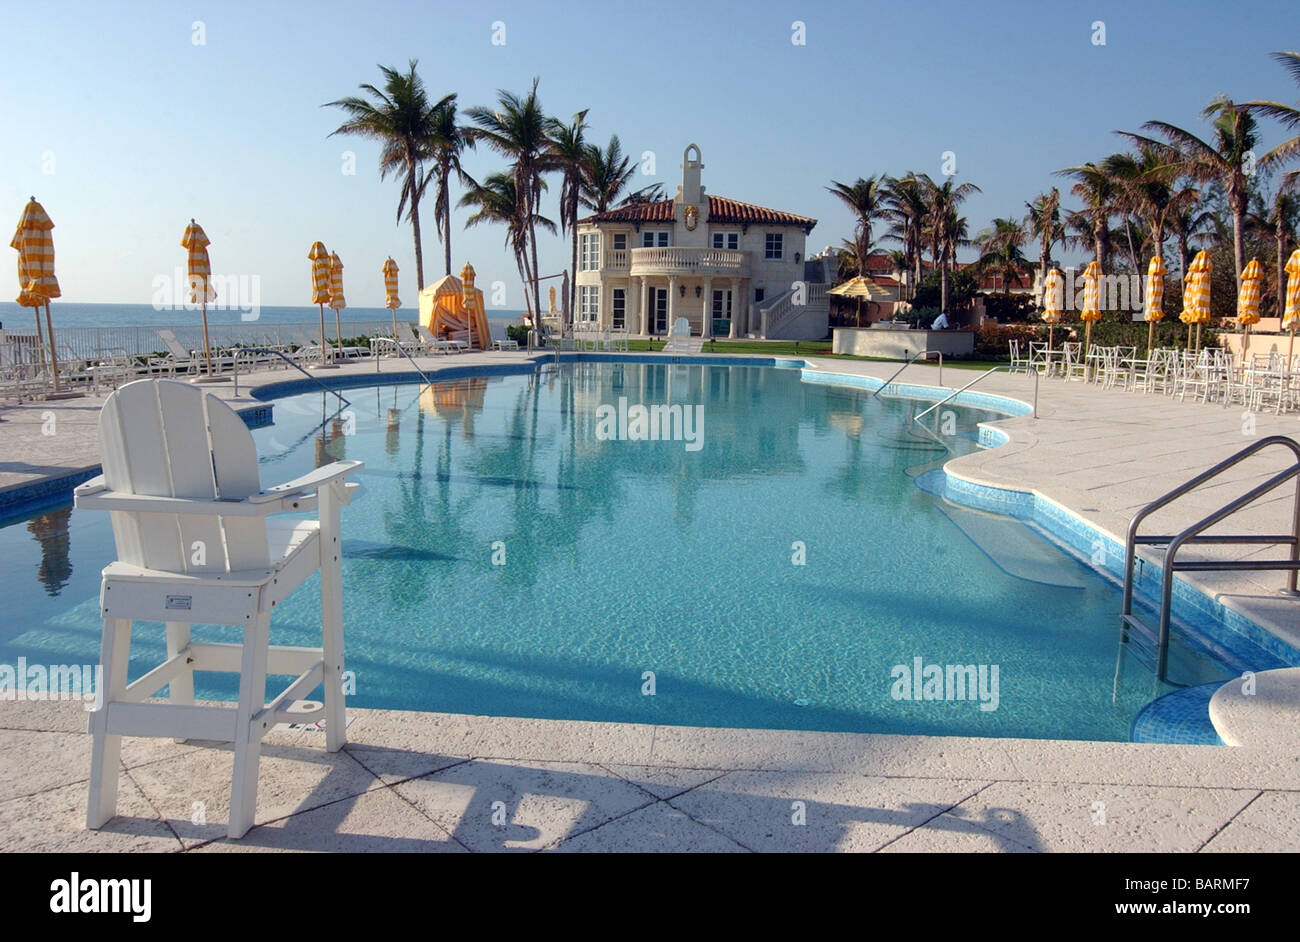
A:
193,788,466,853
0,729,91,802
1199,790,1300,853
126,740,382,847
879,811,1037,853
668,770,989,853
392,759,655,852
0,775,181,853
931,780,1256,853
599,764,726,800
550,800,750,853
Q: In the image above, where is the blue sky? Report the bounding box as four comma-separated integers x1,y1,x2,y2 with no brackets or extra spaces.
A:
1,0,1296,308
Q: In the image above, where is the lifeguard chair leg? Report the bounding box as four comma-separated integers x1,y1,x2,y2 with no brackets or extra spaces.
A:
86,617,132,829
228,612,270,839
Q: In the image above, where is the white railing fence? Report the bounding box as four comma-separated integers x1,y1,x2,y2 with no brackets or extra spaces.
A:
1,320,406,361
760,283,829,338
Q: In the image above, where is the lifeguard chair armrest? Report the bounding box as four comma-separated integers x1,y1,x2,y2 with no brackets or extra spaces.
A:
250,459,364,503
73,460,363,516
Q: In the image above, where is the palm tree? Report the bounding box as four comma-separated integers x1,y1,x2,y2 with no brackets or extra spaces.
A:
459,172,556,318
976,218,1029,295
1129,96,1287,286
425,96,476,279
1025,188,1064,295
884,173,931,290
1242,51,1300,169
1056,162,1118,271
325,60,446,290
1165,187,1214,279
927,177,981,312
1266,173,1300,312
580,135,638,214
1102,147,1183,266
546,109,589,317
467,78,555,319
826,176,888,280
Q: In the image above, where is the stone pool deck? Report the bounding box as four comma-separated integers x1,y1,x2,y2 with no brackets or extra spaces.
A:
1,349,1298,851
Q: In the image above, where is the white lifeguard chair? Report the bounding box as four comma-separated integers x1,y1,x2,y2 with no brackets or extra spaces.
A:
74,379,363,838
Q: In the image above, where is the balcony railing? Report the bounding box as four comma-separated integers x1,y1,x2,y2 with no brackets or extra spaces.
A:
629,247,750,277
604,248,629,270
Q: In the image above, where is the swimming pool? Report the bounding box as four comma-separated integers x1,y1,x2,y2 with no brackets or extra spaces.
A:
0,361,1262,741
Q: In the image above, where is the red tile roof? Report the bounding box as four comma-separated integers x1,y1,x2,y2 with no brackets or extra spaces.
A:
578,196,817,231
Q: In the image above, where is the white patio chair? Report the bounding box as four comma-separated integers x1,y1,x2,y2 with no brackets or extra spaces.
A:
661,317,703,354
74,379,363,839
489,322,519,351
1008,340,1032,374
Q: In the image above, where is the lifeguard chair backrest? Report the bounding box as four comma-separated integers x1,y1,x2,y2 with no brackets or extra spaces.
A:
98,379,268,574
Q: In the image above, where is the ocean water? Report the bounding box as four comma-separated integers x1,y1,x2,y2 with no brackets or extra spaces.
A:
0,362,1238,741
0,301,523,331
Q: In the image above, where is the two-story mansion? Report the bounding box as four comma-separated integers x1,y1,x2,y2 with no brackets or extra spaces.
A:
574,144,824,338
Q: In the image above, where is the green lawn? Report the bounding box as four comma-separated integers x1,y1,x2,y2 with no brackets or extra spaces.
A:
621,338,1005,370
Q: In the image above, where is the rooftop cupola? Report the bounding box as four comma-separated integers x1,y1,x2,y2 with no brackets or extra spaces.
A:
676,144,705,206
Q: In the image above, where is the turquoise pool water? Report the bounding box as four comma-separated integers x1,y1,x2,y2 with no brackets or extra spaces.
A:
0,362,1241,740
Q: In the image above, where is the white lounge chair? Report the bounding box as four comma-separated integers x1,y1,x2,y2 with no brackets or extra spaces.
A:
660,317,703,354
74,379,363,839
489,322,519,351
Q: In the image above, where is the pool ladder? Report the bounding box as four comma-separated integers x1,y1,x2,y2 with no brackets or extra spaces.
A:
1118,436,1300,683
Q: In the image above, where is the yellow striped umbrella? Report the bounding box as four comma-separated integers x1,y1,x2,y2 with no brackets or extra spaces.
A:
1283,248,1300,360
308,241,332,367
1143,254,1166,355
1237,258,1263,357
181,219,219,376
10,197,62,390
328,252,346,361
1179,250,1212,351
1078,260,1102,372
1041,267,1064,348
383,257,401,343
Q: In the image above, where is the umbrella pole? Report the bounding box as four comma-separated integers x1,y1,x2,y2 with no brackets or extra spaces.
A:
1146,321,1155,357
1048,326,1054,349
32,310,49,380
200,298,214,376
44,302,60,393
318,303,327,366
392,308,399,356
1195,323,1202,354
1241,325,1250,360
1083,321,1093,380
334,307,344,362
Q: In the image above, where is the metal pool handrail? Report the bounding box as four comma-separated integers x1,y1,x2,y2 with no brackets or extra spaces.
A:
233,347,350,408
913,365,1039,422
1118,435,1300,682
873,350,943,397
371,336,435,387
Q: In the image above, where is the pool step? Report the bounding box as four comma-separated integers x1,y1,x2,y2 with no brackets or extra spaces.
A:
914,470,1088,589
1130,682,1225,745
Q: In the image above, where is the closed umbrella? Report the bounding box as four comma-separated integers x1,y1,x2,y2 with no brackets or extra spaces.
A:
1143,254,1165,356
308,241,333,368
383,257,401,344
1041,267,1064,349
1079,260,1101,376
1283,249,1300,361
1237,258,1262,359
181,219,220,379
328,252,346,362
10,197,61,392
1179,250,1212,352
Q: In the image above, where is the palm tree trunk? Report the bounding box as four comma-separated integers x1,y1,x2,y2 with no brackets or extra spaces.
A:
1278,229,1287,314
443,167,453,278
569,192,579,317
1232,206,1246,288
411,195,426,291
408,149,425,290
